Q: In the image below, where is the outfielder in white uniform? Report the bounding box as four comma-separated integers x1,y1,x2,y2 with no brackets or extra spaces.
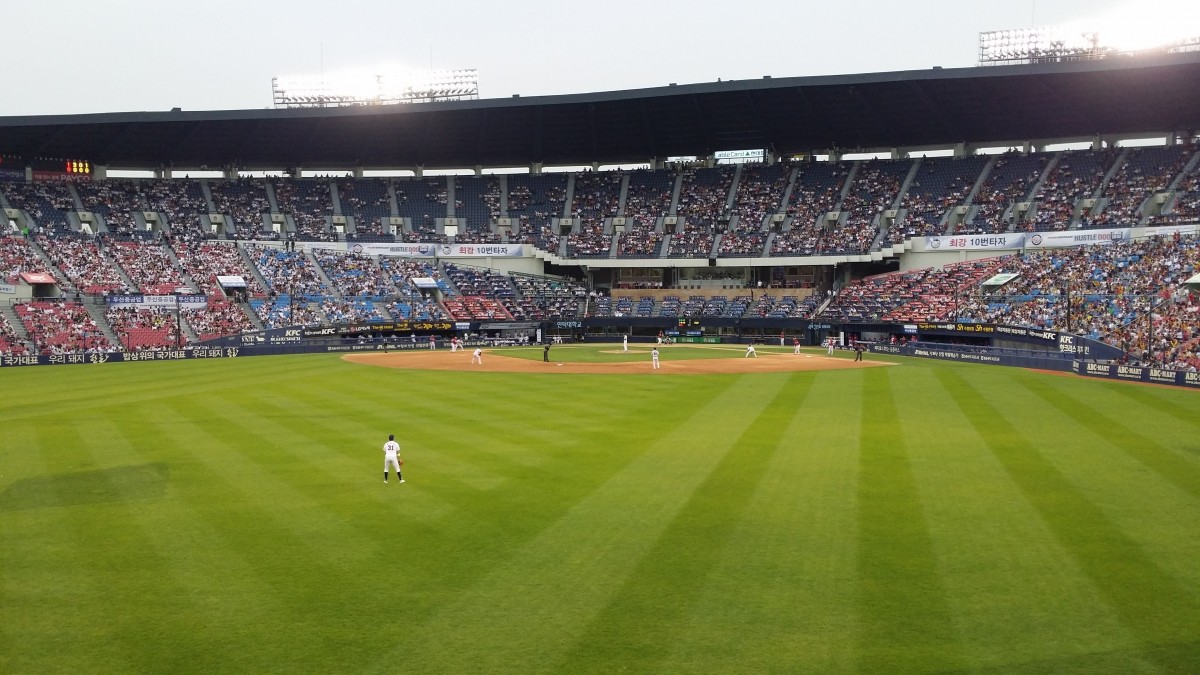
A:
383,434,404,483
472,347,483,364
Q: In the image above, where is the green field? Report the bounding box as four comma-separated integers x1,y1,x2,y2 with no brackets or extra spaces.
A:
2,347,1199,673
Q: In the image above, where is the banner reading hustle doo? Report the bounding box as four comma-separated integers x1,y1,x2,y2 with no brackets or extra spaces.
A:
352,243,527,257
1023,228,1130,249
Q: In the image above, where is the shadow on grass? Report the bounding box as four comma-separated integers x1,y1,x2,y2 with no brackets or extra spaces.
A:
0,463,169,511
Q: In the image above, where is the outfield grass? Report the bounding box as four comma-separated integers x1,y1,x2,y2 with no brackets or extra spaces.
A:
2,348,1199,673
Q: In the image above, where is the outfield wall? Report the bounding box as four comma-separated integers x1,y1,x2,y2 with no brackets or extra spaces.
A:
5,340,1199,391
1074,361,1200,389
868,343,1075,371
0,339,458,368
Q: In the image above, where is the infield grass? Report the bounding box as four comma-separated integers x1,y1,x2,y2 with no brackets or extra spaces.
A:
2,348,1199,673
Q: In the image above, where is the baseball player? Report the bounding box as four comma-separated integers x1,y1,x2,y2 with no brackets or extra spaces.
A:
472,347,483,364
383,434,404,484
745,343,758,358
622,334,628,352
793,337,801,354
651,347,660,369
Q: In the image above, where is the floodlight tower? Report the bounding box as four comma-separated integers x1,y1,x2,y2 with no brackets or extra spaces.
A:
272,69,479,108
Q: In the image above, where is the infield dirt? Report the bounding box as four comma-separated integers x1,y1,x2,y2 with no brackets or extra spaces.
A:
344,348,892,375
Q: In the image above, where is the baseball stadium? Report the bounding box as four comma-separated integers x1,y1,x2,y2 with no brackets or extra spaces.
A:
3,12,1200,674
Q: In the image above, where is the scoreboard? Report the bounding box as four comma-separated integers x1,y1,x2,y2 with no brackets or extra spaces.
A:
29,157,92,181
64,159,91,175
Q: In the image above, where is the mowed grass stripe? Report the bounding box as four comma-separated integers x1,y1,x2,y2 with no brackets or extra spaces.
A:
0,355,340,422
89,414,297,673
142,395,430,672
134,395,426,672
157,396,383,567
856,367,963,672
255,371,751,636
376,375,788,675
1,425,119,673
1108,380,1200,436
939,368,1200,670
661,370,865,672
892,366,1135,670
309,371,626,476
1015,373,1200,499
191,388,463,527
1004,373,1200,598
318,368,628,458
555,373,810,672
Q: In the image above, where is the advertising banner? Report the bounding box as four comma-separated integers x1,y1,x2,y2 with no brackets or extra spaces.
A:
1023,228,1129,249
925,233,1025,251
1144,223,1200,238
31,171,90,182
350,242,527,258
1075,361,1200,389
300,320,454,337
106,294,208,309
0,346,242,368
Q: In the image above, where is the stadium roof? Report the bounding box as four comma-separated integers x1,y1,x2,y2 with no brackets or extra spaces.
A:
2,52,1200,170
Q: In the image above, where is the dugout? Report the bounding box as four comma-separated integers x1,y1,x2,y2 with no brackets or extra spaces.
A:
481,321,540,345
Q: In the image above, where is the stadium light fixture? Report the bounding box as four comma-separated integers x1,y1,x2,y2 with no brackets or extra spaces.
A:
980,1,1200,65
272,67,480,108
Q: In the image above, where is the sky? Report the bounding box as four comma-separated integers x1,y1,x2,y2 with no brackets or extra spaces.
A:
3,0,1197,117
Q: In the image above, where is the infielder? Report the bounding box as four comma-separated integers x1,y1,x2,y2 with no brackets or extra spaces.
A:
827,338,835,356
622,334,628,352
745,343,758,358
651,347,660,369
383,434,404,484
471,347,483,364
